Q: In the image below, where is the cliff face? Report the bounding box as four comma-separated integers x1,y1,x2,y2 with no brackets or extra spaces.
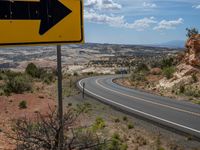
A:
185,34,200,67
158,35,200,89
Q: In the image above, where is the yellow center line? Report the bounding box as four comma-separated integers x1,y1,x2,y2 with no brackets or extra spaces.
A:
96,78,200,117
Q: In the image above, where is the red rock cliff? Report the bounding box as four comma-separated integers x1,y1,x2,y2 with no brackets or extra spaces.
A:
185,34,200,67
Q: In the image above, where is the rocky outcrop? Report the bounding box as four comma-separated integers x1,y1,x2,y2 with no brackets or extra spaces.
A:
185,34,200,67
150,68,162,75
158,63,199,89
157,35,200,89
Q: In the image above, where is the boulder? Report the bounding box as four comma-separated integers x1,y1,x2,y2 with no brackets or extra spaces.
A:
150,68,162,75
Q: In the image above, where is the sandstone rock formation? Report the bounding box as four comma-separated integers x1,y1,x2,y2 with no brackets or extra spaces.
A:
158,35,200,89
158,63,199,89
185,34,200,67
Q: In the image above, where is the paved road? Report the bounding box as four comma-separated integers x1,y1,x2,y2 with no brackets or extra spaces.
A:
78,75,200,139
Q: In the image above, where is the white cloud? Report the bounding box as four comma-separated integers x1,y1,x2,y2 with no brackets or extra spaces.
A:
84,1,184,32
85,0,122,10
143,2,157,8
192,5,200,9
153,18,184,30
84,10,125,26
84,10,157,31
125,17,157,31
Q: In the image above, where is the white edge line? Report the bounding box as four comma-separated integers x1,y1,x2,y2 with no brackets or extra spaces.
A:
79,79,200,134
99,78,200,117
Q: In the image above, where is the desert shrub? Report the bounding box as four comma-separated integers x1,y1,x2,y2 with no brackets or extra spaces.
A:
92,117,105,131
127,123,134,129
106,132,128,150
192,74,198,83
1,70,22,80
184,86,200,97
40,70,54,84
114,118,120,123
150,56,177,69
130,63,149,82
192,100,200,105
123,116,128,121
4,74,32,94
151,60,161,68
161,57,174,69
19,100,27,109
73,72,78,76
175,83,200,97
177,84,199,97
135,63,149,72
26,63,55,84
130,71,147,82
115,70,121,74
25,63,39,78
158,147,165,150
0,73,3,80
162,67,175,79
87,72,94,75
68,103,72,107
76,102,92,114
179,84,185,93
115,69,127,75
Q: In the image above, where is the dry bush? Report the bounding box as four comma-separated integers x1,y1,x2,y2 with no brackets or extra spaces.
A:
6,106,107,150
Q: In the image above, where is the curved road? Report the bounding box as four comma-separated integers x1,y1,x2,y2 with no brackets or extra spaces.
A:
78,75,200,139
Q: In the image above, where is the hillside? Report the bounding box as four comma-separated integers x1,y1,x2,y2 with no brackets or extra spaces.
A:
116,35,200,105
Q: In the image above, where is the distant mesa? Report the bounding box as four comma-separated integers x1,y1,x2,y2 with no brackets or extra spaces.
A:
155,40,185,48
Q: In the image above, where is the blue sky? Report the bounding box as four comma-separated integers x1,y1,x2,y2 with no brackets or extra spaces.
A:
84,0,200,45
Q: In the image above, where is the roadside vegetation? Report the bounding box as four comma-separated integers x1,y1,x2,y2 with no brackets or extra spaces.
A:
0,63,56,96
6,103,129,150
129,56,177,86
61,96,195,150
122,54,200,104
26,63,56,84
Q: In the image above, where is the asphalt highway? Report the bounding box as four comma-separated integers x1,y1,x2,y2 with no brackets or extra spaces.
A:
77,75,200,139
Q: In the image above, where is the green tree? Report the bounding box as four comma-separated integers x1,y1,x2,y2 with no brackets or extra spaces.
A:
136,63,149,72
163,67,175,79
161,57,174,69
25,63,39,78
186,27,199,38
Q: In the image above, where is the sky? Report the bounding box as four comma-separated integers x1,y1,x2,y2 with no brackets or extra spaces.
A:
84,0,200,45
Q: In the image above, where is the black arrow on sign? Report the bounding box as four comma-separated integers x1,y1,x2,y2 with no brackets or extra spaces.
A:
0,0,72,35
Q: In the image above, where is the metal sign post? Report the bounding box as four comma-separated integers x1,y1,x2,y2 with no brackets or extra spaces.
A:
57,45,64,149
82,82,85,99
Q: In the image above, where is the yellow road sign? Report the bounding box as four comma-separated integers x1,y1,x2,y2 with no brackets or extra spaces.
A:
0,0,84,46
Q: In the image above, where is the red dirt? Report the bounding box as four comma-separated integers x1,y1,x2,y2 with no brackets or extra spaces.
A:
0,93,56,149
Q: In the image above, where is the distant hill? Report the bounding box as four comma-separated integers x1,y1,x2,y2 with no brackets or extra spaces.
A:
154,40,185,48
